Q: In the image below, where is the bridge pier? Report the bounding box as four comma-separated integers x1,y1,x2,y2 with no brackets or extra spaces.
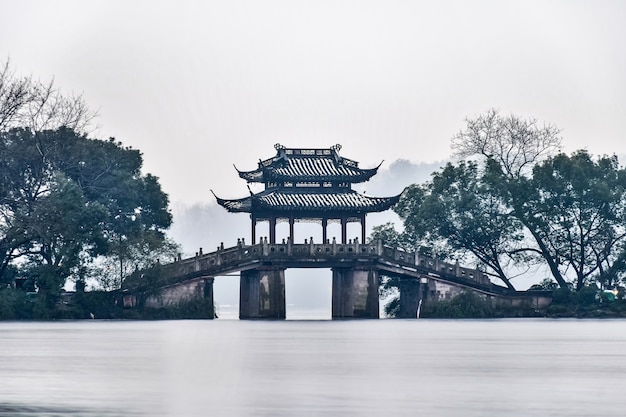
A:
332,266,379,319
398,277,426,318
239,267,286,319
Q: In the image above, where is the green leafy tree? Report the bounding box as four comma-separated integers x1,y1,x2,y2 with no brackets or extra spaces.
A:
0,127,172,296
367,222,413,251
398,110,626,292
92,236,180,290
22,175,107,297
367,222,408,317
394,161,526,290
517,151,626,290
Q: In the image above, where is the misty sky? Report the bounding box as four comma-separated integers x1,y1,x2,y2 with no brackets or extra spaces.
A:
2,0,625,208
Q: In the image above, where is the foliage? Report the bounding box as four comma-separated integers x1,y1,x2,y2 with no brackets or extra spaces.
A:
395,161,527,289
0,127,172,299
519,151,626,290
90,237,180,291
528,278,559,291
368,222,414,251
420,292,495,318
383,295,400,318
546,285,626,317
0,288,32,320
396,110,626,292
0,59,179,319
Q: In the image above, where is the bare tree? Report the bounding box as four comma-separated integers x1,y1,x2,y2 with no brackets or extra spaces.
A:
0,58,97,133
451,109,562,179
0,60,32,130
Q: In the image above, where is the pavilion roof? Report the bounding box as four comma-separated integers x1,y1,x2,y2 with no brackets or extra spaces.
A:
213,188,401,214
236,144,381,183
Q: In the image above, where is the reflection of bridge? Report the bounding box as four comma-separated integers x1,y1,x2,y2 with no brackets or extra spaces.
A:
123,239,523,319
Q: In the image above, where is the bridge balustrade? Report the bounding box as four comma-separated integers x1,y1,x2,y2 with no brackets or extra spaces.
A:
412,253,490,286
165,241,386,277
125,239,493,293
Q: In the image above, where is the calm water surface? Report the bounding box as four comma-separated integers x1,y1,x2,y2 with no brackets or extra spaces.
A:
1,319,625,417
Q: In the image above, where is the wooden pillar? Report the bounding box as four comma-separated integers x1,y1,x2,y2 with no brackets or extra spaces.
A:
322,218,328,243
269,216,276,244
341,217,347,244
251,214,256,246
289,217,295,243
361,214,366,244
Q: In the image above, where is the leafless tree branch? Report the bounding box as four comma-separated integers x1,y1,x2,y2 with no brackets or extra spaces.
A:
0,58,97,133
451,109,562,178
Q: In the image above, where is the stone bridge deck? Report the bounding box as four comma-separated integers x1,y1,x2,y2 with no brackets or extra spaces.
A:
125,240,510,297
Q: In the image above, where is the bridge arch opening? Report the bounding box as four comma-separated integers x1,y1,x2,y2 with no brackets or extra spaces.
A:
285,268,331,319
209,270,333,320
212,275,240,320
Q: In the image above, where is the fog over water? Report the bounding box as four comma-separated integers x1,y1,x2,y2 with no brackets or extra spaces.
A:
2,319,625,417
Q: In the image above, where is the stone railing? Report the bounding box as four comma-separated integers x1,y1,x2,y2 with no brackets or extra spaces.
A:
124,239,494,291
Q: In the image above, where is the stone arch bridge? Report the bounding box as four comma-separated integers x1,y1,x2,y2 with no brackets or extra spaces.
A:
122,240,549,319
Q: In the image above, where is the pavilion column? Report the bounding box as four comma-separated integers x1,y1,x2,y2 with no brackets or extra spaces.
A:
322,218,328,244
269,216,276,244
289,217,295,243
341,217,347,244
361,214,366,244
251,214,256,245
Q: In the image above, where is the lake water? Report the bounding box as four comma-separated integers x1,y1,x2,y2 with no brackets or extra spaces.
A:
1,319,625,417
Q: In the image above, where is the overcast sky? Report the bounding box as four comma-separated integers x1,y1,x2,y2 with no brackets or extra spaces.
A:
2,0,625,208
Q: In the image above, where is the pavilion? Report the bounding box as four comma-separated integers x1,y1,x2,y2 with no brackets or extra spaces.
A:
213,144,402,244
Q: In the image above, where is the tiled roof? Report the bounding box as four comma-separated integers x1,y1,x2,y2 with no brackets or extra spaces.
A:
237,146,379,183
213,194,252,212
215,189,400,214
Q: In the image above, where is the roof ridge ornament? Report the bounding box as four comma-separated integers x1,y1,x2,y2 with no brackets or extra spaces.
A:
330,144,342,164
